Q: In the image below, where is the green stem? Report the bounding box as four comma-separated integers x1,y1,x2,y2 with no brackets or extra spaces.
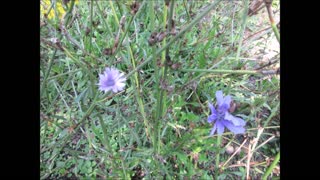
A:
97,114,120,177
62,47,96,96
155,1,165,155
271,21,280,43
179,68,278,76
109,0,119,25
179,69,259,74
45,74,73,114
262,152,280,180
111,1,147,62
64,0,76,26
47,69,81,80
120,158,128,179
183,0,190,21
155,0,175,156
167,0,175,31
235,0,249,62
115,0,123,16
263,102,280,127
130,58,152,143
150,0,159,151
97,115,113,153
89,0,94,53
114,0,146,56
160,2,167,76
95,1,112,35
126,0,222,78
265,0,280,43
215,135,222,179
40,49,57,97
114,2,151,143
149,0,157,86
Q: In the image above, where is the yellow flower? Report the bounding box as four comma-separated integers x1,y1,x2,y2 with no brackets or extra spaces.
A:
40,0,78,20
56,2,65,19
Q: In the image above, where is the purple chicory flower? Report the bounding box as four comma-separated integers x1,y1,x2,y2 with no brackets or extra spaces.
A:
208,91,246,136
98,67,126,93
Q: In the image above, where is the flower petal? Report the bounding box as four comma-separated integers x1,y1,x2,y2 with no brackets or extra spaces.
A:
210,124,217,136
116,82,125,90
208,114,217,123
216,91,231,111
215,91,224,107
104,67,111,74
223,95,231,109
224,112,246,126
208,103,218,123
209,103,217,114
221,120,245,134
112,85,120,93
216,121,225,135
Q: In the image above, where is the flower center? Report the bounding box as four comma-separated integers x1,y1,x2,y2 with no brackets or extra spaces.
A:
105,76,115,86
216,110,225,120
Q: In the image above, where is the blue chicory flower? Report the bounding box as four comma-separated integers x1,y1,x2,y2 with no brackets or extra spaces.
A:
98,67,126,93
208,91,246,135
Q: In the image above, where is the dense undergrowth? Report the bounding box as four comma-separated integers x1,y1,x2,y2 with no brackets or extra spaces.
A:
40,0,280,179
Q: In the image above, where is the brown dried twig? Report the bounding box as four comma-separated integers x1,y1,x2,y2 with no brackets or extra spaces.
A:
246,127,264,180
221,138,248,169
248,0,265,16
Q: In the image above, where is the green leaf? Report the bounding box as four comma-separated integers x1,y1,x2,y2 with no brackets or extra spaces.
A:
181,112,199,122
75,87,88,103
56,161,65,168
218,174,227,180
199,52,206,69
231,171,244,177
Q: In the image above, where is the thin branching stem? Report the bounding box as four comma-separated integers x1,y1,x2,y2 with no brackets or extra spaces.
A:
126,0,223,78
89,0,94,52
215,135,222,179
